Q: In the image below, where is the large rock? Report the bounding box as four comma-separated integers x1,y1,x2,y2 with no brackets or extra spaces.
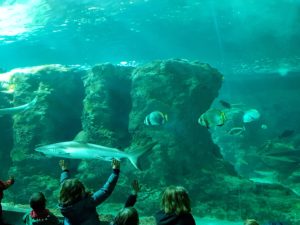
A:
129,59,231,179
77,63,133,187
4,65,85,206
81,63,132,147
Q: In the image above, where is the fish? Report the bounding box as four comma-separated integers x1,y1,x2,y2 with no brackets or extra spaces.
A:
246,148,300,177
257,150,300,178
264,149,300,161
227,126,245,136
144,111,168,126
198,108,226,128
0,97,37,116
35,141,157,170
242,109,260,123
250,170,279,184
219,100,231,109
278,129,294,139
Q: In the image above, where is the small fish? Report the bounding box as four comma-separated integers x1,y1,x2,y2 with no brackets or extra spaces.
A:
198,109,226,128
227,126,245,136
278,129,294,139
144,111,168,126
243,109,260,123
219,100,231,109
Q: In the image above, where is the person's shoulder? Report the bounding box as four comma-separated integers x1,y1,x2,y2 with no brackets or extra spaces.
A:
155,210,177,222
177,213,196,225
22,212,31,224
155,210,165,217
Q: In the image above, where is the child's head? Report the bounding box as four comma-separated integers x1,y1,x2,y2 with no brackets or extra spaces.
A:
244,219,259,225
161,186,191,215
59,178,85,205
113,207,139,225
30,192,46,211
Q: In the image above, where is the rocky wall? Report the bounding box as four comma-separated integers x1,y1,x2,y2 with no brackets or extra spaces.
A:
77,63,133,187
4,65,85,206
81,63,132,147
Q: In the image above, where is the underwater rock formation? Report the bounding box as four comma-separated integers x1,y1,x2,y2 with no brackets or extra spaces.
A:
81,63,132,147
2,65,85,205
77,63,133,186
1,60,300,223
129,59,231,177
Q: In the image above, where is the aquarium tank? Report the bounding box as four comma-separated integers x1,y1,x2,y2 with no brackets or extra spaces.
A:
0,0,300,225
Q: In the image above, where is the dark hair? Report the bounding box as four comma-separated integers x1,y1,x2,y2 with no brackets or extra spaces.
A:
59,178,85,205
161,186,191,215
113,207,139,225
30,192,46,211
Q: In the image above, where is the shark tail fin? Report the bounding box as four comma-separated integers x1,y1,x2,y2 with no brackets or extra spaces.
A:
127,142,157,170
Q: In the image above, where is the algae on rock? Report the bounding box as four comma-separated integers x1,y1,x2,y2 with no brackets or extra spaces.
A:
6,65,85,205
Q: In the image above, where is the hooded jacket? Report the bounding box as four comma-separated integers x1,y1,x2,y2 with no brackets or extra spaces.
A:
59,169,119,225
155,210,196,225
23,209,60,225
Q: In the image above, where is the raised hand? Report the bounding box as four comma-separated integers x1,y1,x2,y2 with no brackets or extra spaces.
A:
131,180,141,195
112,158,121,170
59,159,68,171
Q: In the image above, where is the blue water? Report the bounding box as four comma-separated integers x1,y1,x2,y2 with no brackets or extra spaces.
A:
1,0,300,75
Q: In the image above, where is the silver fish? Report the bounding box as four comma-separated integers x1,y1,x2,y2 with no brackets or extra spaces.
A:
35,141,156,170
144,111,168,126
0,97,37,116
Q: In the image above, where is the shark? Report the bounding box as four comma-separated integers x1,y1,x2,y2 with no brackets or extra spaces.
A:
35,141,156,170
0,97,37,116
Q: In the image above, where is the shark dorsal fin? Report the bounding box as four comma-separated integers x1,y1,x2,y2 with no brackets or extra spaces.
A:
73,131,88,143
